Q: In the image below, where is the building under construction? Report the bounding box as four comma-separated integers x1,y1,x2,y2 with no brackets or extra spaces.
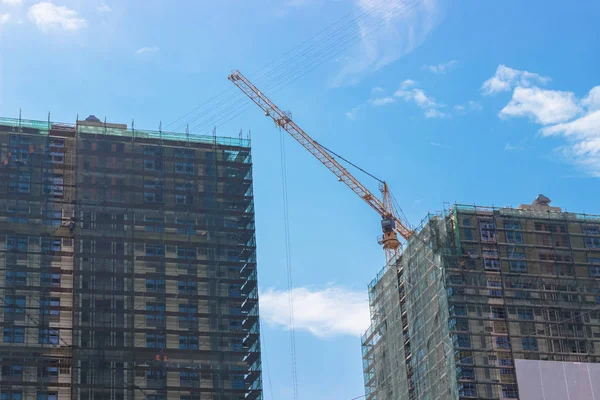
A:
0,116,262,400
362,196,600,400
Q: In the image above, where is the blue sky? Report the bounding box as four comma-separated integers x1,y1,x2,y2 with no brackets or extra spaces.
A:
1,0,600,399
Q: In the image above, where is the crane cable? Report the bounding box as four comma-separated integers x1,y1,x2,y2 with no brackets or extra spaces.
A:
279,128,299,400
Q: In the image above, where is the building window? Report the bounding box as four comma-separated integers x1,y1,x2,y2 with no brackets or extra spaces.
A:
459,382,476,397
180,370,199,383
496,337,510,349
230,319,243,331
8,172,31,193
1,392,22,400
179,334,199,350
40,298,60,315
146,303,165,320
43,174,64,198
175,161,194,175
463,217,471,226
146,369,165,381
144,216,163,232
40,273,61,287
41,238,62,252
176,218,195,235
36,393,57,400
179,304,198,321
522,337,538,351
180,396,200,400
506,230,523,244
146,332,166,348
460,367,474,380
145,396,166,400
231,338,243,352
452,305,467,316
585,236,600,249
499,359,513,367
146,279,165,291
175,193,194,205
144,179,163,203
228,284,241,297
177,247,196,260
232,374,245,389
502,385,518,398
517,308,534,320
175,149,194,159
5,295,26,313
144,192,163,203
454,334,471,349
480,220,496,242
145,244,164,257
1,364,23,378
178,280,197,292
3,326,25,343
484,258,500,270
7,205,29,224
7,236,27,252
39,328,59,345
6,270,27,285
488,280,502,297
491,307,505,319
464,229,473,241
583,226,600,236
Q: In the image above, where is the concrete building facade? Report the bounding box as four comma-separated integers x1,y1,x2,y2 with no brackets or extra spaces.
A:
0,116,262,400
362,196,600,400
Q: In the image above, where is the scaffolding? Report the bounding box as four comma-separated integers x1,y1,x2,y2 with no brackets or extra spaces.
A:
362,200,600,400
0,116,263,400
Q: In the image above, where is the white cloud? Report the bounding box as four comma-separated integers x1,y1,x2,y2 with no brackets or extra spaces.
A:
400,79,417,89
454,100,482,112
496,80,600,176
582,86,600,111
504,142,524,151
371,96,396,107
482,65,550,95
371,86,384,94
345,107,360,120
424,109,447,118
371,80,445,118
500,87,581,125
331,0,445,87
28,2,86,31
260,286,369,337
0,13,10,24
0,0,22,5
135,46,159,55
395,87,439,108
97,1,112,13
422,59,457,74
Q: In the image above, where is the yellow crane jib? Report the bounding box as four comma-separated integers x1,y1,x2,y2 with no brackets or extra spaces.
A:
228,70,413,261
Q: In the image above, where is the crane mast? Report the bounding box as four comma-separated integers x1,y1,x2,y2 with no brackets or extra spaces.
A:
228,70,412,261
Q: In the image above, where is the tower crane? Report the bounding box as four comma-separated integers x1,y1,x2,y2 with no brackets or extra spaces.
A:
228,70,413,262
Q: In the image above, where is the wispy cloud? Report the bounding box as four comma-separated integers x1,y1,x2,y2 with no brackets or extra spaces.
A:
97,1,112,13
345,106,360,120
331,0,445,87
424,109,448,119
0,0,22,5
28,2,86,31
135,46,160,55
422,59,457,74
504,142,525,151
0,13,10,24
369,80,447,118
371,96,396,107
371,86,384,94
260,286,369,337
454,100,482,112
482,65,550,95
